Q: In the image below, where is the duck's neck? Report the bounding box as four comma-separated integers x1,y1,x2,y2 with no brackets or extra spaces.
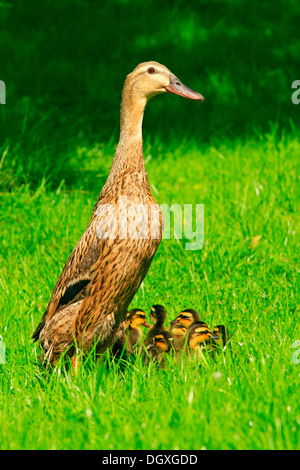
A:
107,87,148,183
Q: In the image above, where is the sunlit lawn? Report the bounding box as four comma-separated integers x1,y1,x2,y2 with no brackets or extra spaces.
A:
0,132,299,449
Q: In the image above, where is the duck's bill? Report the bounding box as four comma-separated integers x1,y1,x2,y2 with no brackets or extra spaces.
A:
166,76,204,101
144,321,150,328
212,333,219,340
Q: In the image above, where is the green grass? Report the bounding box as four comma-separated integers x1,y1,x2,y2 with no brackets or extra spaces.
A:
0,132,299,450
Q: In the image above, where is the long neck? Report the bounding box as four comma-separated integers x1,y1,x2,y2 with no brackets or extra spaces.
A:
106,83,147,184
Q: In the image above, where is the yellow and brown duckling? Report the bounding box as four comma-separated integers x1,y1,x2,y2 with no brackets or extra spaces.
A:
112,308,149,358
144,305,168,346
209,325,231,354
213,325,230,347
187,321,218,357
127,308,150,353
32,62,203,369
170,323,188,349
146,330,176,367
170,308,203,329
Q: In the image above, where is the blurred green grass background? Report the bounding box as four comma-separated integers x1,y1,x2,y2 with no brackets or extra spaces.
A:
0,0,299,189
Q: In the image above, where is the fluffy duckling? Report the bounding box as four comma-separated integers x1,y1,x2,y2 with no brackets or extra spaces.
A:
187,321,218,357
112,308,149,358
146,330,175,367
213,325,230,347
209,325,231,355
144,305,168,346
170,308,203,329
127,308,150,353
170,323,188,349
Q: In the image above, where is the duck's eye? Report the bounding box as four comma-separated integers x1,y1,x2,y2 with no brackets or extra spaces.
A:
148,67,156,74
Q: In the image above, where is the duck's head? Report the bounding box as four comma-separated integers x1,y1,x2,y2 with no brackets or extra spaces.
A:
128,308,150,329
124,61,204,103
150,304,166,326
170,323,187,337
188,322,219,350
170,309,201,328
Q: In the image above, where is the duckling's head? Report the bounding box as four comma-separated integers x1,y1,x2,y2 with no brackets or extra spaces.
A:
188,322,218,350
170,309,201,328
170,323,188,337
128,308,150,329
213,325,230,343
124,61,204,103
151,331,173,352
150,304,166,326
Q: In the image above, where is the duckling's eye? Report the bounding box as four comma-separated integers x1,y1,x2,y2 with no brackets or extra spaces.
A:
180,315,189,320
148,67,156,74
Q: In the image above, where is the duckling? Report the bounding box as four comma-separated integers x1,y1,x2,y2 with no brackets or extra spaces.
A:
210,324,231,355
187,321,218,357
144,305,168,346
146,330,175,367
170,323,188,349
127,308,150,353
213,325,230,346
111,308,149,358
32,62,203,368
170,308,203,329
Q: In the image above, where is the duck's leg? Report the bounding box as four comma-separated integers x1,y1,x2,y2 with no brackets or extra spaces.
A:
71,355,80,375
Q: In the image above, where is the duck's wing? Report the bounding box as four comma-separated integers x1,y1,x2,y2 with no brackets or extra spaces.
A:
31,190,117,342
32,220,104,341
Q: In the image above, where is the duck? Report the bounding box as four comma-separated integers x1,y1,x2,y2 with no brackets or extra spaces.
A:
32,61,203,368
170,322,188,349
144,304,168,346
186,321,218,357
170,308,203,329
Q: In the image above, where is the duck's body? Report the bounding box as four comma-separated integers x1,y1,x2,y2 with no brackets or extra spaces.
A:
32,61,203,367
33,174,161,365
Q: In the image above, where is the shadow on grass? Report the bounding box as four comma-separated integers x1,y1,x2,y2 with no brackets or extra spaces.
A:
0,0,299,189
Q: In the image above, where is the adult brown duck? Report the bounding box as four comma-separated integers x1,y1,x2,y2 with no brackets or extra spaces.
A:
32,61,204,368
